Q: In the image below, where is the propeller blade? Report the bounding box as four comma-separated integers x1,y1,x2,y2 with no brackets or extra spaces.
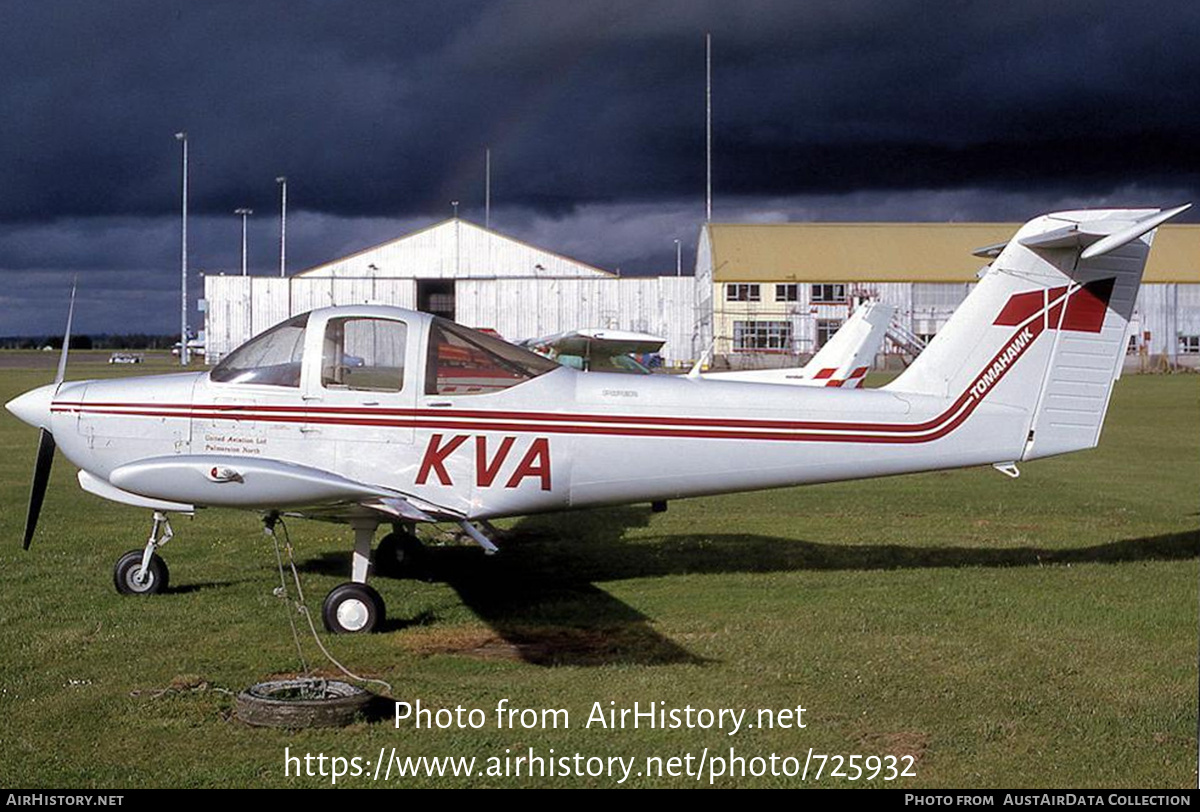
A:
23,428,56,550
54,276,77,388
23,279,77,550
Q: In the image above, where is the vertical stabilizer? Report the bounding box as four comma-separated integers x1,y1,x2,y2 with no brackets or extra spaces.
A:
886,205,1188,461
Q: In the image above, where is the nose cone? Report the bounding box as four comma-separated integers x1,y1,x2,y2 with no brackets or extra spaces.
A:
5,383,56,430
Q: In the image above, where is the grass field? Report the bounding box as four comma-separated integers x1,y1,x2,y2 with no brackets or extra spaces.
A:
0,355,1196,788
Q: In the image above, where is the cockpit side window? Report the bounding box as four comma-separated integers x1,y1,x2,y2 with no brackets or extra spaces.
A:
321,317,407,392
425,318,559,396
210,313,308,387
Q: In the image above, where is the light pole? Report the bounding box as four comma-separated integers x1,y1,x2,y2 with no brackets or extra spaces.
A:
275,176,287,277
235,208,253,276
674,239,682,277
174,131,189,365
451,200,459,218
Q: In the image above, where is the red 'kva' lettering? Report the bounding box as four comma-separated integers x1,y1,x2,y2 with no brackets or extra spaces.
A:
416,434,469,485
475,436,516,487
504,438,552,491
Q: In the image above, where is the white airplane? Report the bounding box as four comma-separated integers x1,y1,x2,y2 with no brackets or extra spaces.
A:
7,206,1187,635
702,299,895,388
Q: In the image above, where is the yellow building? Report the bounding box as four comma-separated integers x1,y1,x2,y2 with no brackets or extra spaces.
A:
695,222,1200,365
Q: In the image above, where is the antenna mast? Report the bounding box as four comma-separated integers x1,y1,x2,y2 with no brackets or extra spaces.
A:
706,33,712,223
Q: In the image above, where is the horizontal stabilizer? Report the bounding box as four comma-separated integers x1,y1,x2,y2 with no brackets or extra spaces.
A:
1080,204,1191,259
973,204,1191,259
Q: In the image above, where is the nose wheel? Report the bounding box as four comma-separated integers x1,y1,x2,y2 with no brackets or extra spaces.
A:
114,549,169,594
113,511,173,595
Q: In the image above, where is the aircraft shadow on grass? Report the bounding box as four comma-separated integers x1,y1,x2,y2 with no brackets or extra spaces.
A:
299,506,1199,668
166,580,239,595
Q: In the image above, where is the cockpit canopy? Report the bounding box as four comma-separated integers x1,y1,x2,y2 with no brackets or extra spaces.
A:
210,309,560,396
425,318,559,394
210,313,308,387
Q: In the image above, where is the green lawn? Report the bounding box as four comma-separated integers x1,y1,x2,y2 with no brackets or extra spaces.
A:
0,357,1196,788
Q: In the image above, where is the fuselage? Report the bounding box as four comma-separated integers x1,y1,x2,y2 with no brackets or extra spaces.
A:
32,305,1031,520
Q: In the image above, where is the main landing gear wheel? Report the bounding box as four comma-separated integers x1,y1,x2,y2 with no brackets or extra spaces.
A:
113,549,169,595
322,582,385,634
374,530,427,579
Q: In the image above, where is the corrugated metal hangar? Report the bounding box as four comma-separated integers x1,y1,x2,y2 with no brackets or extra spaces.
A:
204,216,1200,369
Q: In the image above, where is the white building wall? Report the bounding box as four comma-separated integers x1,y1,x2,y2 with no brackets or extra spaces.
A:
251,277,289,336
1176,285,1200,335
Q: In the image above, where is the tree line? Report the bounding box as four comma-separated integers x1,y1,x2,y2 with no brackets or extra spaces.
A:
0,334,182,350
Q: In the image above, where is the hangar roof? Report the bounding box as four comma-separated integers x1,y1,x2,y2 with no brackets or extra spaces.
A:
706,222,1200,284
297,218,614,279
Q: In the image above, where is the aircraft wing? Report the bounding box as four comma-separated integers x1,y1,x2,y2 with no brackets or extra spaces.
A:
521,329,666,357
104,454,460,522
520,328,666,372
703,300,895,388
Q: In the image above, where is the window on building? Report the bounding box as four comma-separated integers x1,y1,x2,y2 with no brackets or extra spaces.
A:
811,284,847,304
321,317,408,392
775,284,799,302
1180,336,1200,354
816,319,843,349
733,320,792,352
726,283,761,302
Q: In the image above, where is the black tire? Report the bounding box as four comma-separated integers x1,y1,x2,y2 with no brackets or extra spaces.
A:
374,530,426,579
235,679,376,728
322,582,385,634
113,549,169,595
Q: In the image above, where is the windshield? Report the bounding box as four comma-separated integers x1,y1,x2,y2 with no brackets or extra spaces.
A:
211,313,308,387
425,318,560,395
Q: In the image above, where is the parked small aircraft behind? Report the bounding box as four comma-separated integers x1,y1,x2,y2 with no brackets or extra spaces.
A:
6,206,1187,633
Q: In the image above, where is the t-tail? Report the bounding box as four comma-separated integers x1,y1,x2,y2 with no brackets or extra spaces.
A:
886,205,1190,462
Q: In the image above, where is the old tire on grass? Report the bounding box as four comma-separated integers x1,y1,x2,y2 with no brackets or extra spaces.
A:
236,679,375,728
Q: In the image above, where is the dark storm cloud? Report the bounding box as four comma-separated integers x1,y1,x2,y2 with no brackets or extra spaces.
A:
3,0,1200,333
5,0,1199,223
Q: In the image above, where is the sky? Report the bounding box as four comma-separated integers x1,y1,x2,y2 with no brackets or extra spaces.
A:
2,0,1199,336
